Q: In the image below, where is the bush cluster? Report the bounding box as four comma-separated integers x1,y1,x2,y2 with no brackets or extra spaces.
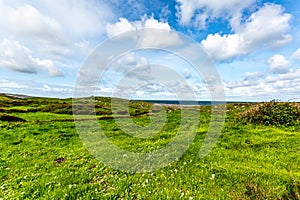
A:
239,102,300,126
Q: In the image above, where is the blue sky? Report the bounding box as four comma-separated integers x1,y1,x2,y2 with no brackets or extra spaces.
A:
0,0,300,101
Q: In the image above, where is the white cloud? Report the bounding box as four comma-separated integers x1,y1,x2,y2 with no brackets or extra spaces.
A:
183,68,192,79
144,17,172,30
112,52,151,82
36,0,113,38
225,68,300,101
201,3,292,61
267,54,290,74
267,68,300,82
0,80,28,90
106,18,135,38
0,80,72,97
115,53,149,69
105,16,182,47
194,13,208,30
42,84,72,93
122,53,139,66
0,1,113,40
0,38,63,77
43,84,51,92
241,4,292,49
0,0,114,67
75,40,93,58
34,58,64,77
0,2,63,41
243,72,265,80
202,33,243,61
292,48,300,62
176,0,255,26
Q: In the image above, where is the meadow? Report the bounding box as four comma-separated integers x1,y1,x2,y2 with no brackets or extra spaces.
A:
0,94,300,199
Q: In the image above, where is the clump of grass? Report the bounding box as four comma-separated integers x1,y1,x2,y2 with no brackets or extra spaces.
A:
243,181,268,199
239,102,300,126
282,178,300,199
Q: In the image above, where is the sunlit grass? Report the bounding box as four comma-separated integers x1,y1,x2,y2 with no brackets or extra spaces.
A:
0,94,300,199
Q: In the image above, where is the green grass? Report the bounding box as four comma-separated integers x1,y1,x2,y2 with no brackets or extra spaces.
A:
0,94,300,199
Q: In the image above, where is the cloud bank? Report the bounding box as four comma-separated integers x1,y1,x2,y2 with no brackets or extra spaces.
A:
201,3,292,61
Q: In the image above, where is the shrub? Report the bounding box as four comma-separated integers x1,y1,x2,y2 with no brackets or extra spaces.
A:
239,102,300,126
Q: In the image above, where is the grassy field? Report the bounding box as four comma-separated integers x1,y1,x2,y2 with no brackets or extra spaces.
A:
0,94,300,199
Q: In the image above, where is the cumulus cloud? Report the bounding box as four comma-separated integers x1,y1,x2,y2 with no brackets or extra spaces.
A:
267,54,290,74
106,18,135,38
35,0,113,38
106,17,172,38
105,17,182,47
0,2,63,42
202,34,243,61
0,38,63,77
0,0,114,66
0,1,112,41
176,0,255,27
201,3,292,61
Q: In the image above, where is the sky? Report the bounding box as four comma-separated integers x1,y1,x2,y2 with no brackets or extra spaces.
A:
0,0,300,101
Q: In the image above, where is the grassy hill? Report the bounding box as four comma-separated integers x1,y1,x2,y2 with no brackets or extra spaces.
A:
0,94,299,199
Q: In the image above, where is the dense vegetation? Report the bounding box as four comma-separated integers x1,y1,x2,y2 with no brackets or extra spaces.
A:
0,94,300,199
239,102,300,126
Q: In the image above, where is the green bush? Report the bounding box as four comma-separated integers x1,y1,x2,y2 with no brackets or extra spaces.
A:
239,102,300,126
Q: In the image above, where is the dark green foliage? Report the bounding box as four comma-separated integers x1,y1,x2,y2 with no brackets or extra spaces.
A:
0,114,26,122
239,102,300,126
282,178,300,199
243,181,267,199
